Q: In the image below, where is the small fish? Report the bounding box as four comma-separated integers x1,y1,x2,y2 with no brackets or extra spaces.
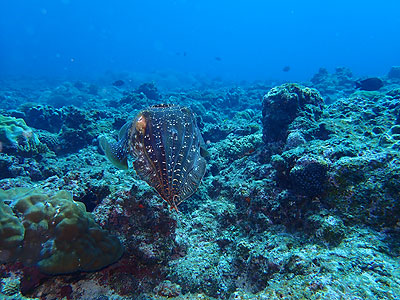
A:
176,51,187,57
355,77,383,91
215,56,222,61
282,66,291,72
99,104,208,211
112,80,125,87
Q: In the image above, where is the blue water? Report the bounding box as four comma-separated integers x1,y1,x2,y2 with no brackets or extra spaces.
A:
1,0,399,82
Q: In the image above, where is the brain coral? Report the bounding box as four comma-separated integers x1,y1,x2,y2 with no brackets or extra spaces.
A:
0,188,123,275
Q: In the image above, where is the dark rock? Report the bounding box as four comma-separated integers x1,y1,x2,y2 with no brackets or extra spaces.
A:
62,105,90,129
0,154,18,179
310,67,354,102
59,126,93,153
20,104,63,133
307,213,346,246
262,83,324,144
112,80,125,87
289,155,328,197
136,82,160,101
334,67,353,86
310,68,329,85
388,66,400,79
77,184,110,212
225,88,241,106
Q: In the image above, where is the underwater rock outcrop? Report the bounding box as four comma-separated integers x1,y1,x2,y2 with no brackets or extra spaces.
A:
311,67,354,88
319,93,400,229
0,188,122,275
135,82,161,101
269,90,400,229
19,104,106,154
310,67,355,102
93,181,179,296
19,104,63,134
261,83,324,146
388,66,400,79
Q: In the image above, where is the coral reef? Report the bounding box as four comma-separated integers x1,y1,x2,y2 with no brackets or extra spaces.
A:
310,67,355,102
261,83,324,146
0,71,399,299
0,188,123,275
18,104,63,134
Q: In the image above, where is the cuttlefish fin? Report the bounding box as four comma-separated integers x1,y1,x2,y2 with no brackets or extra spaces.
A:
118,121,131,140
198,131,210,158
200,145,210,158
98,135,129,170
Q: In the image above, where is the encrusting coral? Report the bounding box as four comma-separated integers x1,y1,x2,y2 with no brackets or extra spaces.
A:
0,188,123,275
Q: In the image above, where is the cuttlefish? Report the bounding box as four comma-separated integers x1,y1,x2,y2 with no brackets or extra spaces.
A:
99,104,207,211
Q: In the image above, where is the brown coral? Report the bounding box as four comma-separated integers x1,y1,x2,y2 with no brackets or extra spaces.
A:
0,188,123,274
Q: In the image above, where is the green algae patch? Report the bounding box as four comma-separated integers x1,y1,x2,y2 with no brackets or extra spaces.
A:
0,188,123,275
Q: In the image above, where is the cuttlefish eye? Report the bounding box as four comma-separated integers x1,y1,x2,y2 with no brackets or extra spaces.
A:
135,115,147,134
